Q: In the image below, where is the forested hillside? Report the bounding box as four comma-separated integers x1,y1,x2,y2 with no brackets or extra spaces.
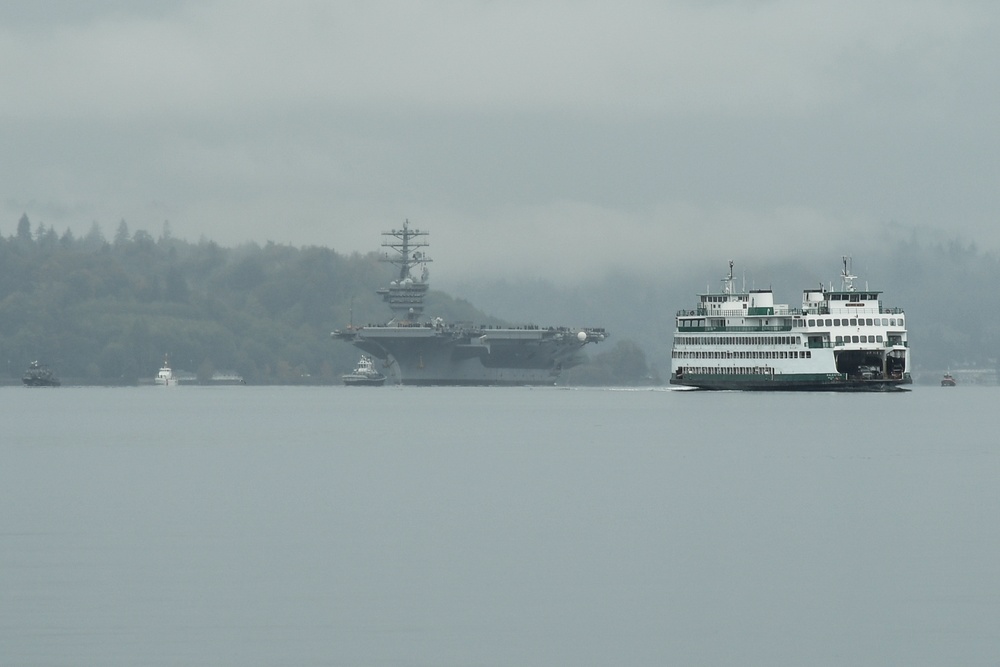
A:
14,211,987,387
1,215,654,385
0,215,498,383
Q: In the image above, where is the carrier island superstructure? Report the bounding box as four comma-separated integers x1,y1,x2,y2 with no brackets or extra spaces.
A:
670,259,911,391
332,221,608,385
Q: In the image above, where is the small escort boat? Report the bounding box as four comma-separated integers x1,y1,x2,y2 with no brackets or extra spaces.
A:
941,373,957,387
670,258,911,391
342,355,386,386
22,361,61,387
155,354,179,386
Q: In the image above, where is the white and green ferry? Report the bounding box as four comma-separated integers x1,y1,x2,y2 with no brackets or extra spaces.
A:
670,258,911,391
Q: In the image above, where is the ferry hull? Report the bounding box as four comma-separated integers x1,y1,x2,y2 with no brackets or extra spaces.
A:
670,373,912,392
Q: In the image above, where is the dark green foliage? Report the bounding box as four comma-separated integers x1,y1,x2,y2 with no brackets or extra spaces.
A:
0,218,548,384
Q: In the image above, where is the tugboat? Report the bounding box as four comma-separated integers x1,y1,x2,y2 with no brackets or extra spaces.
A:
342,355,386,386
941,372,957,387
22,361,60,387
155,354,179,386
670,257,911,391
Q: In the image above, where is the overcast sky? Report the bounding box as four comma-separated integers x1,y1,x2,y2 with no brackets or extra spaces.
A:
2,1,997,285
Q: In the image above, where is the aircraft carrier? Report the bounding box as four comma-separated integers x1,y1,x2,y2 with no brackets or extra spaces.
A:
332,221,608,385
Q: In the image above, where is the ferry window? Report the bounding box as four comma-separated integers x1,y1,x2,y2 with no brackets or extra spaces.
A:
852,335,859,343
806,351,811,358
889,319,896,326
849,318,857,326
836,336,843,343
833,319,840,326
825,319,832,326
882,318,889,326
877,335,883,342
898,318,904,326
808,319,815,326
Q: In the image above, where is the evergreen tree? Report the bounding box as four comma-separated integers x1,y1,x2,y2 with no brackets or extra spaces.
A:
16,213,31,241
114,219,130,247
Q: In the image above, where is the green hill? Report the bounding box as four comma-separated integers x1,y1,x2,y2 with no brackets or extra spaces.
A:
1,215,652,385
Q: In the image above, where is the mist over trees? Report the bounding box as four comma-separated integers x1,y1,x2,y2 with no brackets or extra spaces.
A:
1,214,652,385
3,213,991,385
0,215,497,383
452,236,1000,383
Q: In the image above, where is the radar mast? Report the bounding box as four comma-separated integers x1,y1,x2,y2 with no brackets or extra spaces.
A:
840,255,857,292
376,219,433,320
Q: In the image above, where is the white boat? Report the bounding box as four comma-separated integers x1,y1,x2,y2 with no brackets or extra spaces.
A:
670,258,911,391
155,354,179,386
342,355,386,386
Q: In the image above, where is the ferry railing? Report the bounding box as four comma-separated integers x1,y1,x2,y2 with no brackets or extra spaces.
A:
678,325,793,333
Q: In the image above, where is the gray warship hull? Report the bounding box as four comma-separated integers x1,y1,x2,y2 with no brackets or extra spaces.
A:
332,220,607,385
335,324,606,386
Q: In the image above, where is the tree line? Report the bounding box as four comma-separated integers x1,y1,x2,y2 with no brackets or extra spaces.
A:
0,215,654,385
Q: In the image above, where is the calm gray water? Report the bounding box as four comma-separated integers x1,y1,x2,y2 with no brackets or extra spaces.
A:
2,385,998,666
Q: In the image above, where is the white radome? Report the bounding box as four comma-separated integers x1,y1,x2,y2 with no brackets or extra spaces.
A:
577,331,588,342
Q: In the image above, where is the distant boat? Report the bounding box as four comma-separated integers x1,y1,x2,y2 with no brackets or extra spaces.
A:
342,355,386,386
22,361,60,387
941,372,957,387
155,354,179,386
210,371,245,385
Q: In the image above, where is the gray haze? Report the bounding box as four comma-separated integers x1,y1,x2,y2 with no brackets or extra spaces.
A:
3,1,998,285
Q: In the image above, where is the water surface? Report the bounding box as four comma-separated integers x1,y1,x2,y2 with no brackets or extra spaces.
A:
2,385,998,666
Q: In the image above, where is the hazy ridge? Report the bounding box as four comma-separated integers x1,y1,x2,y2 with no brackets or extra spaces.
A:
3,214,993,385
